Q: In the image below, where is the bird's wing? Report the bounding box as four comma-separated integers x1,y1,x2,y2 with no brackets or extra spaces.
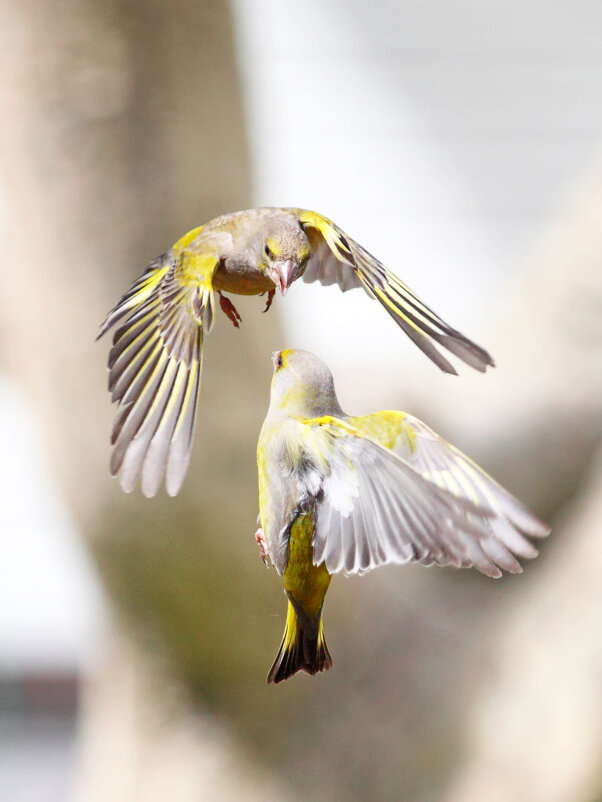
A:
296,210,363,292
348,411,551,571
296,209,493,374
288,415,520,579
97,230,222,497
257,423,296,573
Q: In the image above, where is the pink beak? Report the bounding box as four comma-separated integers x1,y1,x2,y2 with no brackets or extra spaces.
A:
270,260,295,295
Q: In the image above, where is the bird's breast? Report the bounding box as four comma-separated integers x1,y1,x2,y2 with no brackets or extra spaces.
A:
213,257,274,295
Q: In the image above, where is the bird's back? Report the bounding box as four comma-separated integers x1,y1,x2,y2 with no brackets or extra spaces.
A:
346,411,417,453
201,207,297,246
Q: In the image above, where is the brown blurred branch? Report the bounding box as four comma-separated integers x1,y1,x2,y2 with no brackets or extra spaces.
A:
0,0,292,798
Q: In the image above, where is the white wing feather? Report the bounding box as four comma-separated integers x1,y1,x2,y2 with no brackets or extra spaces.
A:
294,420,507,578
299,418,547,579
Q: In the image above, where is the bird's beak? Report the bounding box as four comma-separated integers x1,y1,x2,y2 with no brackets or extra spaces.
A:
268,260,295,295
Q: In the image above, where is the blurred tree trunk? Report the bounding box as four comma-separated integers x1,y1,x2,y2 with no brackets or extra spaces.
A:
444,446,602,802
0,0,293,798
429,172,602,802
73,625,294,802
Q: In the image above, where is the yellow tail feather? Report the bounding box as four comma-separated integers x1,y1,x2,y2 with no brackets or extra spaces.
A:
267,600,332,684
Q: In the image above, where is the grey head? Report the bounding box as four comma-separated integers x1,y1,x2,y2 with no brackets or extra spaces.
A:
255,211,311,294
268,348,346,419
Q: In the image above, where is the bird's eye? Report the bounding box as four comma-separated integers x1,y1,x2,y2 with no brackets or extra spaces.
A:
272,351,284,370
264,243,270,257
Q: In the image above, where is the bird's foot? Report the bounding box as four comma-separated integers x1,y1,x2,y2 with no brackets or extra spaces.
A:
262,288,276,313
218,291,242,328
254,527,270,569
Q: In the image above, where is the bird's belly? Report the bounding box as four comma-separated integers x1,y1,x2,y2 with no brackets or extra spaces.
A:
213,261,274,296
284,514,331,620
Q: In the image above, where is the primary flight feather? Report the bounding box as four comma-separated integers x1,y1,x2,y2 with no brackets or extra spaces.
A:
256,349,549,683
98,208,494,496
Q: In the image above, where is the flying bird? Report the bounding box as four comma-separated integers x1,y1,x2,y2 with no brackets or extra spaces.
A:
98,208,494,497
256,349,549,683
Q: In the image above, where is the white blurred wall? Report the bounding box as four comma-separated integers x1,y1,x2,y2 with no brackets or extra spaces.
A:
231,0,602,399
0,375,106,673
0,375,107,802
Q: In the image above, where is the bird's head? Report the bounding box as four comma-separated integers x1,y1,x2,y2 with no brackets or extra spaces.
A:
257,219,310,295
268,349,344,418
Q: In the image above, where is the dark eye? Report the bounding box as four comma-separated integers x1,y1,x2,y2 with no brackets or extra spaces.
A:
264,243,271,258
276,354,283,369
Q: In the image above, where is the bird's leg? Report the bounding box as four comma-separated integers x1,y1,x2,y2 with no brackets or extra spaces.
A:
262,288,276,314
254,527,270,569
218,291,242,328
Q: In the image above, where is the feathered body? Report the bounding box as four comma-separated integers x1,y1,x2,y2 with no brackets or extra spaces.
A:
99,208,494,497
257,350,549,683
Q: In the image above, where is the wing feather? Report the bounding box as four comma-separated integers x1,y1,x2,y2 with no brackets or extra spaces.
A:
348,411,550,572
99,252,211,496
300,418,496,577
392,414,549,541
301,417,546,579
166,351,201,496
296,209,494,373
141,360,190,497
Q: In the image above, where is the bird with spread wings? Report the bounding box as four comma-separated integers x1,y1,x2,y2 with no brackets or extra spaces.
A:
98,208,494,497
256,349,549,683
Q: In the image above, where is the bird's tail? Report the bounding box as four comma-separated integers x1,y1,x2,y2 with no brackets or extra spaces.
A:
267,599,332,684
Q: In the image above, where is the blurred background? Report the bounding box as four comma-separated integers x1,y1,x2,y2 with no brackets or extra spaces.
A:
0,1,601,800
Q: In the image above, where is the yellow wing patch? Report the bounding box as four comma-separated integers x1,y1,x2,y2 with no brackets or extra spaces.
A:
304,415,360,436
347,411,417,453
172,226,204,252
176,251,219,287
297,210,353,266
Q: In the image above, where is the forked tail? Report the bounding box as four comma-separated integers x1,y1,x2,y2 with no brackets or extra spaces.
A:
267,599,332,684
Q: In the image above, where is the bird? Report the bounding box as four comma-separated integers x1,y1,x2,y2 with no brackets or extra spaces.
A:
256,349,550,684
98,207,495,498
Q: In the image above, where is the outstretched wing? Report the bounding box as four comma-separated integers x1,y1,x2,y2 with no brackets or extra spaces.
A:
296,209,494,374
286,416,525,579
297,210,363,293
348,411,550,573
98,233,219,497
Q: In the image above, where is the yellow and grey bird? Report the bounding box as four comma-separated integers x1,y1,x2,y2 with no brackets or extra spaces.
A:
98,208,494,497
256,349,549,683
